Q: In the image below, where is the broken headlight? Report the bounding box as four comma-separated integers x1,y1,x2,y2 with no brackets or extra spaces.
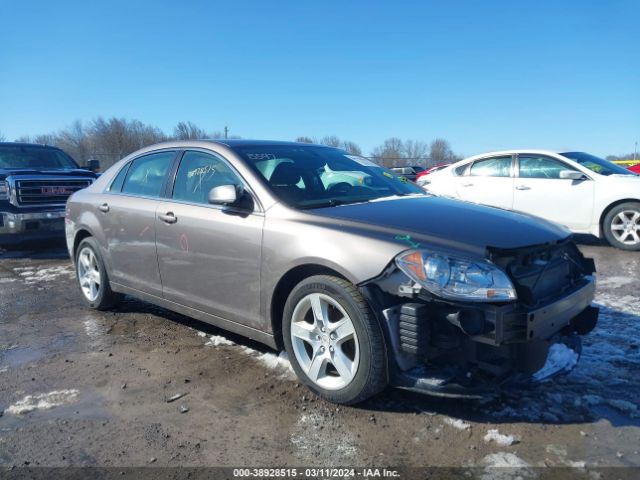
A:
396,249,517,302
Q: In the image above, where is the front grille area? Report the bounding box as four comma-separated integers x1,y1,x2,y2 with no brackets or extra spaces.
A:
489,241,594,307
15,179,92,206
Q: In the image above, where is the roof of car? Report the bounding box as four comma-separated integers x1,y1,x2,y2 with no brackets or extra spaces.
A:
459,149,578,163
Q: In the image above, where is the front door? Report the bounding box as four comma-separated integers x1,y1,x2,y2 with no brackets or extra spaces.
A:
513,154,594,230
155,150,264,329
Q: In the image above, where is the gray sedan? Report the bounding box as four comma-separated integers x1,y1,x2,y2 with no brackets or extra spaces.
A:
66,140,598,404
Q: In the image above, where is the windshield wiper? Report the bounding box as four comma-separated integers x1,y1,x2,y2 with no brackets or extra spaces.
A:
299,198,372,210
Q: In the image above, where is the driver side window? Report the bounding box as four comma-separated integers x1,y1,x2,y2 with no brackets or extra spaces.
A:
172,151,242,205
519,155,576,179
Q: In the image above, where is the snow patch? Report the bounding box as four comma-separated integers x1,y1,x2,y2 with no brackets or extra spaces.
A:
484,429,520,446
444,417,471,431
205,335,234,347
0,277,16,284
532,343,578,381
482,452,530,468
5,389,79,414
0,366,7,374
13,266,74,285
242,347,296,380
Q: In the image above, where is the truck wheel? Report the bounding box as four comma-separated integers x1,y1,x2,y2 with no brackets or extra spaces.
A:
75,237,121,309
283,275,388,405
603,202,640,251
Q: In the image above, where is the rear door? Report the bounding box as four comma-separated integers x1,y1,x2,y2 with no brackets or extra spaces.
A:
155,149,264,328
512,154,594,230
455,155,515,209
99,150,177,297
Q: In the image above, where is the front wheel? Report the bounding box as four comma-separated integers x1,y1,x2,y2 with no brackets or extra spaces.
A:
282,275,388,404
603,202,640,251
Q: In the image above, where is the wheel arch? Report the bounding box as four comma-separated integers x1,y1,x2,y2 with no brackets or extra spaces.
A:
72,228,94,260
270,264,349,349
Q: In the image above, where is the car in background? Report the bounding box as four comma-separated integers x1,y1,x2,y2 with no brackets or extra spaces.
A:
66,140,598,404
390,165,425,182
422,150,640,250
416,163,450,184
0,142,97,246
627,163,640,174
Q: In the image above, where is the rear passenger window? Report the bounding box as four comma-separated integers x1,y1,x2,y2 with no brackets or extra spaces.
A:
469,157,512,177
121,152,174,197
172,151,242,205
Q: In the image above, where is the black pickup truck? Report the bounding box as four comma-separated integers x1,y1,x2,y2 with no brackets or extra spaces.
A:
0,142,98,246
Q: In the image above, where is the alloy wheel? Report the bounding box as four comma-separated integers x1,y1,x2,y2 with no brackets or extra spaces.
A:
77,246,101,302
290,293,359,390
610,210,640,246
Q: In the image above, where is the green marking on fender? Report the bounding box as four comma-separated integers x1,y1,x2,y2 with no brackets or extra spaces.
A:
394,234,420,249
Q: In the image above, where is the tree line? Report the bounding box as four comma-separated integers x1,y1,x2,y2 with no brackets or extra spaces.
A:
0,118,462,170
9,119,633,169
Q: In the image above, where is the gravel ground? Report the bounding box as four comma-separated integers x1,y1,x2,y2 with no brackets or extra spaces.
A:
0,238,638,477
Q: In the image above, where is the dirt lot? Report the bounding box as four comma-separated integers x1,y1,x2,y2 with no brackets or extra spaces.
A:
0,238,639,477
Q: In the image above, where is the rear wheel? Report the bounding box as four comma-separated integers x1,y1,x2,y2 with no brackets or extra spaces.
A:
603,202,640,251
283,275,387,404
75,237,121,309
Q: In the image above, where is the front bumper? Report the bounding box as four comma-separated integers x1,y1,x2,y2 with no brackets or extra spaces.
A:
366,276,598,399
0,210,66,244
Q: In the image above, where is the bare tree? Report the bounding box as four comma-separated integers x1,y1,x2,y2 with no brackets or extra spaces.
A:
89,117,166,168
295,136,316,144
0,131,5,142
173,121,207,140
402,140,428,165
320,135,342,148
54,121,92,164
429,138,457,165
341,141,362,156
371,137,405,167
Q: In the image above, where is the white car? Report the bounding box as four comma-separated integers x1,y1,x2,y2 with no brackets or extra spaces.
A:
419,150,640,250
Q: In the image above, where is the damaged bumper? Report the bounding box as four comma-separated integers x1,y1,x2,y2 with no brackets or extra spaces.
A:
362,275,598,399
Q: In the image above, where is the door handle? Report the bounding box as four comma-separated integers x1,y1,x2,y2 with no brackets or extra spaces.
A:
98,203,109,213
515,185,531,191
158,212,177,224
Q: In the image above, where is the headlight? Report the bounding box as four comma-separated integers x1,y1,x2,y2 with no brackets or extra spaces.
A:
0,181,9,200
396,249,517,302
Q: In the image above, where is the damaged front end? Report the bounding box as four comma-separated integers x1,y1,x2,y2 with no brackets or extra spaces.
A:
360,239,598,398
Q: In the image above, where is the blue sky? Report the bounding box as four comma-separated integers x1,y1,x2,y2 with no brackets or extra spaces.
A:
0,0,638,157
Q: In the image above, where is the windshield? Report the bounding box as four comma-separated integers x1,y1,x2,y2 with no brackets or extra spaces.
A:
232,145,424,209
0,145,79,170
561,151,633,176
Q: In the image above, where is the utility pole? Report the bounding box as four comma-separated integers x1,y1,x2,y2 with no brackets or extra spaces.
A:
634,141,637,162
224,126,228,139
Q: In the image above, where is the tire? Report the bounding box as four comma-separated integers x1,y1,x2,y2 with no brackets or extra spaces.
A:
602,202,640,251
282,275,388,404
75,237,121,309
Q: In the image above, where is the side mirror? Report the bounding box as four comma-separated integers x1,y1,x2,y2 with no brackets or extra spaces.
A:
85,159,101,173
559,170,586,180
208,184,243,205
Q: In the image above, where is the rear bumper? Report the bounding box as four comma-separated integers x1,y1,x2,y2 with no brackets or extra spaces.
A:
0,210,66,244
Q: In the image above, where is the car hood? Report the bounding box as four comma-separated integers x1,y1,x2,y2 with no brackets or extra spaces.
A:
0,168,95,179
310,196,570,255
